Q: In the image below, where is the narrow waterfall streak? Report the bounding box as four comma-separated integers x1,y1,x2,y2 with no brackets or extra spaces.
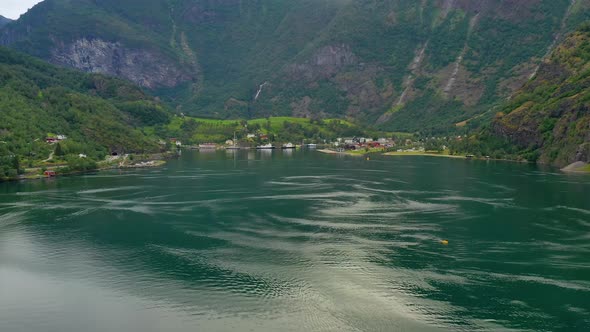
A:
255,82,269,101
397,42,429,106
443,14,479,96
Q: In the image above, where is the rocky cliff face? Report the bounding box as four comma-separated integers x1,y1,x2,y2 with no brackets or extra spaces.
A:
1,0,588,131
51,38,192,89
286,45,357,80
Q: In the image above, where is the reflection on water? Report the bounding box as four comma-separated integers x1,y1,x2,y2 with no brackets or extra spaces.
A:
0,150,589,332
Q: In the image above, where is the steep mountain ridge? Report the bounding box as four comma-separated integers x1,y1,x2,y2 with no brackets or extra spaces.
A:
488,24,590,167
0,16,11,28
2,0,589,132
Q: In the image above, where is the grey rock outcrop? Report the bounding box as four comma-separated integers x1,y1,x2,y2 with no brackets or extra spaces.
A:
287,44,357,80
51,38,191,89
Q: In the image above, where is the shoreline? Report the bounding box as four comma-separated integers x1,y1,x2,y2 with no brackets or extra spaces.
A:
318,149,467,159
382,152,541,166
561,161,590,174
4,150,586,183
319,148,539,165
382,151,467,159
18,160,168,182
12,153,174,183
317,149,364,157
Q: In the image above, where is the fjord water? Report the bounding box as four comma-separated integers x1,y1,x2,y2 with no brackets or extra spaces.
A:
0,151,589,332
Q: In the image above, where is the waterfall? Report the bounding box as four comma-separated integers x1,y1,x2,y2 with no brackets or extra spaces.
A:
255,82,269,100
443,51,464,95
443,14,479,96
397,42,428,105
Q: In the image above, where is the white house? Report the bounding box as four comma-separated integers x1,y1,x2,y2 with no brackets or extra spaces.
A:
344,138,355,144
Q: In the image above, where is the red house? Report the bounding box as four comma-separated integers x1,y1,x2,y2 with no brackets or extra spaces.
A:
44,170,56,177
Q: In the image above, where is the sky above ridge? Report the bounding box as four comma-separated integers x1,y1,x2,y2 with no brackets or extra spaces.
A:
1,0,43,20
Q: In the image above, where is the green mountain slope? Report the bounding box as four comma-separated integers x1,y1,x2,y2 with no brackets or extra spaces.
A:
455,24,590,167
0,46,170,178
2,0,589,132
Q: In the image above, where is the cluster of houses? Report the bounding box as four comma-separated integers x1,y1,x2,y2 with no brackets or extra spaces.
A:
172,133,466,152
45,134,67,144
245,133,270,140
44,134,88,159
167,138,183,147
333,137,395,150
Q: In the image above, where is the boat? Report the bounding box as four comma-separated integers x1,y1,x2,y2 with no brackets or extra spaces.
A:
256,143,275,149
199,143,217,150
306,143,317,149
226,132,240,150
281,142,296,149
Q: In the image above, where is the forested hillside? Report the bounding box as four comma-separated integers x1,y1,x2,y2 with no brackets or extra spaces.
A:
0,46,170,179
454,24,590,167
2,0,589,133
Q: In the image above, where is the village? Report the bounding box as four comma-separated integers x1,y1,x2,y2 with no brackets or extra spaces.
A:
172,131,472,158
11,126,474,181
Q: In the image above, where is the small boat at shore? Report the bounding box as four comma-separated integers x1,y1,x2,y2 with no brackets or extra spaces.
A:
199,143,217,150
256,143,275,149
225,132,240,150
306,143,317,149
281,143,296,149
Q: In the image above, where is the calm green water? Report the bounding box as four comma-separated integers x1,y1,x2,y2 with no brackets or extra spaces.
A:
0,150,589,331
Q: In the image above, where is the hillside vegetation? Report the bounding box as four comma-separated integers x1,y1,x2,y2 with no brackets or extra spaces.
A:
2,0,589,133
0,45,385,180
0,46,170,179
454,24,590,167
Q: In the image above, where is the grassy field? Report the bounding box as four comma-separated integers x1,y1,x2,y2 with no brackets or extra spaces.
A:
248,117,353,132
160,115,370,144
166,116,353,131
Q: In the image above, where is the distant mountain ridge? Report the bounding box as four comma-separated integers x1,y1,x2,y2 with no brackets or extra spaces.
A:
2,0,590,132
0,15,11,28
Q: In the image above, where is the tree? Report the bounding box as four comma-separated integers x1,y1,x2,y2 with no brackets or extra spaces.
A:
12,156,23,174
54,143,64,156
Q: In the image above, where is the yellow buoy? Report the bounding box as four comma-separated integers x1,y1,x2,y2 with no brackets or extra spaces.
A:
441,240,449,245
